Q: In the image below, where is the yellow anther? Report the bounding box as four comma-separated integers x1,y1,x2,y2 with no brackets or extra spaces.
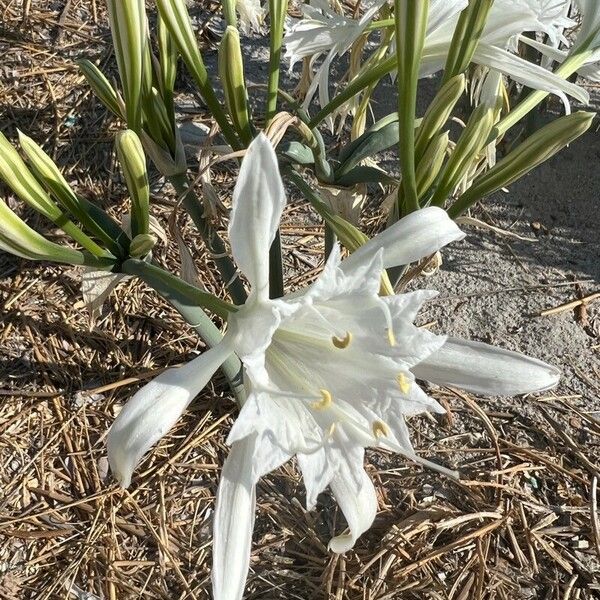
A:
397,372,411,394
332,331,352,349
311,389,333,410
372,420,390,438
387,328,397,347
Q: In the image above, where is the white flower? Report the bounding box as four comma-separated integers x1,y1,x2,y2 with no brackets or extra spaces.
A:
518,0,600,82
283,0,387,123
284,0,589,118
107,134,560,600
423,0,588,111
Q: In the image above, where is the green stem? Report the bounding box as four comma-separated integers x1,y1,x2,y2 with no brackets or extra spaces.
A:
366,18,395,31
122,258,245,405
169,174,248,305
394,0,428,215
266,0,289,124
122,258,238,319
324,223,335,260
59,220,110,258
309,56,396,129
222,0,237,26
442,0,493,84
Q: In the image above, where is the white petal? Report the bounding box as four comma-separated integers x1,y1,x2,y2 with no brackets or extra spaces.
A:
411,337,561,396
107,341,232,487
473,43,590,106
212,436,257,600
341,207,465,272
328,457,378,553
298,448,336,510
229,133,286,301
427,0,468,35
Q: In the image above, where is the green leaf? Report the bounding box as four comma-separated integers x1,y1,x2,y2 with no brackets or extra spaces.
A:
335,166,398,186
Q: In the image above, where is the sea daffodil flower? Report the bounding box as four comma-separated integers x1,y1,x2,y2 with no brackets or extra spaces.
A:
284,0,588,119
107,134,560,600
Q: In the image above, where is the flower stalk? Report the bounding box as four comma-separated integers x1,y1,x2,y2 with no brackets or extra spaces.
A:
266,0,289,124
393,0,429,215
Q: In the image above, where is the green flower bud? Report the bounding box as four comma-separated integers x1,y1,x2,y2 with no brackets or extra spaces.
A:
129,233,157,258
219,26,253,145
106,0,147,131
0,200,85,265
116,130,150,237
430,103,496,207
414,74,465,161
416,131,449,198
449,111,595,217
77,60,125,118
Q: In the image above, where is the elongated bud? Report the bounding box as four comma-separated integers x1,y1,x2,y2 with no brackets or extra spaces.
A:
430,103,496,207
414,74,465,161
0,200,85,265
155,0,241,149
0,132,63,222
77,60,125,118
106,0,147,131
129,233,156,258
116,130,150,237
157,13,178,115
449,111,595,217
442,0,494,82
18,131,124,257
416,131,449,198
219,26,253,145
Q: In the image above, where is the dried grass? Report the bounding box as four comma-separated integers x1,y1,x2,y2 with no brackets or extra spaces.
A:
0,2,599,599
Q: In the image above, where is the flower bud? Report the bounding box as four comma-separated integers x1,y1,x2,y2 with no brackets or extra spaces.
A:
0,200,85,265
430,103,496,207
106,0,147,131
415,74,465,161
219,26,253,144
77,59,125,118
416,131,449,198
449,111,595,217
116,130,150,237
129,233,157,258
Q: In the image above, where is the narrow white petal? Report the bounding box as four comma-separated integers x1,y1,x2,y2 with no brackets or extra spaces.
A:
298,448,336,510
411,337,561,396
229,133,286,301
212,436,257,600
473,43,590,106
329,461,378,553
342,206,465,272
107,341,232,487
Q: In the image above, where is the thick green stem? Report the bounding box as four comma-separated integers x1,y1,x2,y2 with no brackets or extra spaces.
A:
122,258,245,405
266,0,289,124
309,56,396,128
394,0,428,215
122,258,238,319
169,174,248,305
442,0,493,84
